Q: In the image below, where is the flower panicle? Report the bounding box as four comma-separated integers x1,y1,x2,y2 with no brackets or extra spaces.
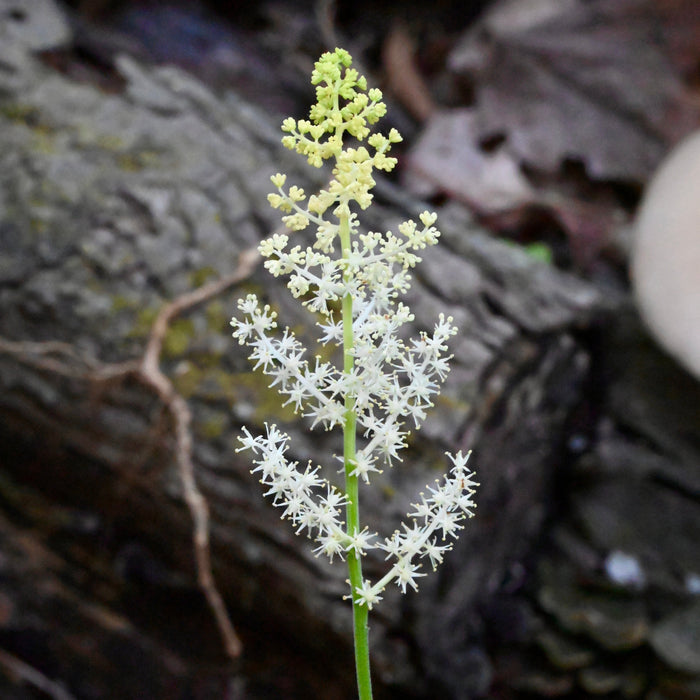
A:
231,48,478,615
237,424,348,558
339,452,478,604
238,423,478,601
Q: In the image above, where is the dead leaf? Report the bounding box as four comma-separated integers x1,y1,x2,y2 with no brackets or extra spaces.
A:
651,0,700,80
402,108,535,213
448,0,700,181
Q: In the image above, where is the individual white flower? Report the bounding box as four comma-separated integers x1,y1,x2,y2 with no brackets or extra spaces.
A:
318,317,344,344
393,557,426,593
347,452,380,483
422,539,452,570
346,528,375,559
350,580,383,610
313,531,346,562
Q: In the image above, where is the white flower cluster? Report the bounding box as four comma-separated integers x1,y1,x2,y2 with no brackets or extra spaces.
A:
237,423,477,608
231,48,477,608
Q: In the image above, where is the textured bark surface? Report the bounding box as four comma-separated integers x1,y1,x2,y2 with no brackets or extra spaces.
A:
0,6,699,699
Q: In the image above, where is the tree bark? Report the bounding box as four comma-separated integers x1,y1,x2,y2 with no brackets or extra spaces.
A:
0,11,698,700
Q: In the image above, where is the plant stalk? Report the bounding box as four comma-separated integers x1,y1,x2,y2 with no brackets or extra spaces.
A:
340,210,373,700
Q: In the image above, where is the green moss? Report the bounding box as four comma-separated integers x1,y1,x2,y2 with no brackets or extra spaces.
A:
190,350,225,370
504,239,554,264
199,413,228,439
202,367,241,402
205,300,228,332
116,149,161,172
201,366,296,424
111,294,135,312
171,362,204,398
189,266,218,287
30,218,47,233
380,484,396,499
127,306,160,338
95,134,125,151
116,154,141,171
523,242,553,264
435,393,471,414
2,103,57,153
242,371,297,423
1,102,38,123
29,128,56,155
163,318,196,357
170,360,295,423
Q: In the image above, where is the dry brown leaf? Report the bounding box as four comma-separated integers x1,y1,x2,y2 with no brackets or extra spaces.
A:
448,0,700,181
402,108,535,213
651,0,700,79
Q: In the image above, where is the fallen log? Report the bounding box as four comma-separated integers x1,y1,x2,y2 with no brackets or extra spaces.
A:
0,7,698,699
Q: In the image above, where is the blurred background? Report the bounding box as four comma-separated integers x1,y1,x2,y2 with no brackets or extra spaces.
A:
1,1,699,698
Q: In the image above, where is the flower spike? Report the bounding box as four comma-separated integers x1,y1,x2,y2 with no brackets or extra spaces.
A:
230,48,477,700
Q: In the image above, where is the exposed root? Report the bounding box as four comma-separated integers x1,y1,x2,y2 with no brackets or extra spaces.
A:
0,247,261,660
0,647,77,700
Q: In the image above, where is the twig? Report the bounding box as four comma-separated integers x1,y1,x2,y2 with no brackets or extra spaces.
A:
0,247,261,660
0,648,77,700
382,22,436,123
316,0,339,50
137,247,260,658
0,337,138,379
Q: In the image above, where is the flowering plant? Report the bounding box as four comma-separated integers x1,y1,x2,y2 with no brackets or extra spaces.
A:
231,48,477,699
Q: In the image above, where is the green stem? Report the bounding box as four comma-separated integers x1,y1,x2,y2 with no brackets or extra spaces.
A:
340,209,373,700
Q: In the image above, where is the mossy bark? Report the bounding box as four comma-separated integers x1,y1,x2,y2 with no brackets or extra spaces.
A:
0,9,699,699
